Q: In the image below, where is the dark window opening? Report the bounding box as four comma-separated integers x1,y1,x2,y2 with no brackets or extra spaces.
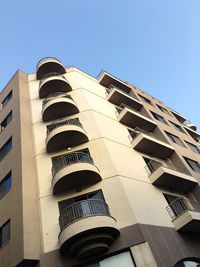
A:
2,91,12,109
151,112,166,124
0,220,10,248
184,157,200,173
0,137,12,161
0,172,11,199
0,112,12,132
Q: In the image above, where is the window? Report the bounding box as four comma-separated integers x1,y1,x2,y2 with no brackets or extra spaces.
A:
157,104,170,114
1,91,12,109
138,94,152,105
0,172,11,199
0,137,12,161
170,121,184,133
165,132,184,146
0,112,12,132
0,220,10,248
151,112,166,124
185,141,200,154
84,251,135,267
184,157,200,173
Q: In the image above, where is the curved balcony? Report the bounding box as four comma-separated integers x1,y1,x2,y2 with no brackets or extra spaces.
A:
39,74,72,98
59,199,119,259
42,93,79,122
52,152,102,194
46,118,88,152
36,57,66,80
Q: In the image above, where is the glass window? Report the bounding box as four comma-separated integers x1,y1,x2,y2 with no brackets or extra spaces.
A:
1,91,12,109
0,112,12,132
165,132,184,146
138,94,152,105
0,137,12,161
151,112,166,124
84,251,135,267
0,220,10,247
184,157,200,173
157,105,170,114
170,121,184,133
0,172,11,199
185,141,200,154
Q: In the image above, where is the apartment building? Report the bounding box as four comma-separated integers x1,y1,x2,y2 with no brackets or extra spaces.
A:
0,57,200,267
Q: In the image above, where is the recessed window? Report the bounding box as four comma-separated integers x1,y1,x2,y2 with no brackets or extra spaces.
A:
165,132,184,146
184,157,200,173
151,112,166,124
138,94,152,105
157,105,170,115
185,141,200,154
1,91,12,109
0,172,11,199
0,112,12,132
170,121,184,133
83,251,135,267
0,137,12,161
0,220,10,248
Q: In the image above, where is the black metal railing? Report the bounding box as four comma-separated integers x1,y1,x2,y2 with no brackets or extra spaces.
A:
52,152,94,177
128,127,155,142
144,160,190,176
144,160,162,175
115,103,141,116
36,57,63,69
59,199,110,230
166,198,200,220
42,93,73,108
46,118,83,135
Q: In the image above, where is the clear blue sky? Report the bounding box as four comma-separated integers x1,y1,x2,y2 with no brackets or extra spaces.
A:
0,0,200,128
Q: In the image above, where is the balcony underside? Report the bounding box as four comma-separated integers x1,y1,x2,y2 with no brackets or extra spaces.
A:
42,98,79,122
118,107,157,132
36,59,66,80
39,77,72,98
173,211,200,232
131,133,174,159
59,216,119,260
99,72,131,93
46,125,88,152
149,166,197,192
107,89,142,110
52,162,101,194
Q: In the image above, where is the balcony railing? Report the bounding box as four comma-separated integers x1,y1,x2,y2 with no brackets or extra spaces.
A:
59,199,110,230
115,103,142,115
36,57,63,69
144,160,189,177
166,198,200,221
42,93,73,108
39,73,66,86
52,152,94,177
128,127,155,141
47,118,83,135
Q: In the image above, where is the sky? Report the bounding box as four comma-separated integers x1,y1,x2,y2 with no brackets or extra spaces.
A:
0,0,200,128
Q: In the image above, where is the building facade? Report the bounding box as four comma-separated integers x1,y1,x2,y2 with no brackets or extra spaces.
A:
0,57,200,267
